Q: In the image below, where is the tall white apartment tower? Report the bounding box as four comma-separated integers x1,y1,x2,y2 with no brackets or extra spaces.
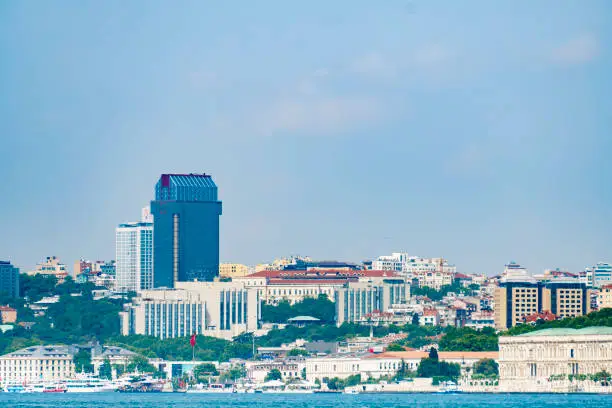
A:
115,211,153,292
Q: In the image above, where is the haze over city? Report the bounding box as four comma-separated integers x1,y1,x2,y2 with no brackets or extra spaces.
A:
1,1,611,274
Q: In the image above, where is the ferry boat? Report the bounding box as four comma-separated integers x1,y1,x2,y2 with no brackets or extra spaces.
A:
63,377,116,393
22,384,45,393
116,377,164,393
43,384,68,393
3,384,25,393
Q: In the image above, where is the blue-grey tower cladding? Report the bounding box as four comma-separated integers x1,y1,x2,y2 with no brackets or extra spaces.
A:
151,174,222,287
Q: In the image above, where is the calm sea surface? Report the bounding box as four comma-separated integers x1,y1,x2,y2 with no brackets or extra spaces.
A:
0,393,610,408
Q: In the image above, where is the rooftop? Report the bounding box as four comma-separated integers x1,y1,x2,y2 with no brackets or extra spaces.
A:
517,326,612,337
247,270,401,279
287,316,320,322
1,345,75,359
155,173,218,202
367,351,499,360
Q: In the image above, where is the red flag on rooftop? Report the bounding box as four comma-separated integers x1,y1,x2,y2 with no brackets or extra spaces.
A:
190,333,196,347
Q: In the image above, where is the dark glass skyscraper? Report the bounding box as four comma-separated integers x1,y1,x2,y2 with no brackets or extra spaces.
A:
0,260,19,298
151,174,222,287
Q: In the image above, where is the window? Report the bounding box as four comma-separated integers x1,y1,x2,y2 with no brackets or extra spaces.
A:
570,349,575,358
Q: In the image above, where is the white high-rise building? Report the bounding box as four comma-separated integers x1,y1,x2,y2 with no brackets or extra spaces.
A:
591,262,612,288
115,214,153,292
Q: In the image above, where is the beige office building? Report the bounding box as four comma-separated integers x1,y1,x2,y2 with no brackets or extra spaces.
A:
498,327,612,392
495,278,591,330
0,345,76,383
219,263,250,278
598,284,612,309
26,256,68,284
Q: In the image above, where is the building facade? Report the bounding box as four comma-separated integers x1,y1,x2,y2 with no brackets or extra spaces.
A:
498,327,612,392
115,221,153,292
0,260,19,298
120,281,260,340
305,351,498,382
335,278,410,325
372,253,456,286
0,306,17,323
598,284,612,309
0,345,76,383
26,256,68,284
494,264,591,330
219,263,250,279
151,174,222,287
591,262,612,288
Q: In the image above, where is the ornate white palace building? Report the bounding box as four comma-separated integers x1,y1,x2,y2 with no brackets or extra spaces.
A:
498,327,612,392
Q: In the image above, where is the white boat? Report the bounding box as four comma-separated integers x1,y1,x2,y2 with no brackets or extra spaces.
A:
186,383,235,393
63,377,116,393
4,384,25,393
438,381,462,393
22,383,45,393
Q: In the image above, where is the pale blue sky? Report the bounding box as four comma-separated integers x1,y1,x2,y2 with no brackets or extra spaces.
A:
1,1,610,275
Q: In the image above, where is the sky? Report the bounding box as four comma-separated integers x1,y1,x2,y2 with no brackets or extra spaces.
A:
1,1,611,275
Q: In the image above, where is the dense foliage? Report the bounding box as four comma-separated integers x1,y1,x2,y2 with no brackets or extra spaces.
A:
265,368,282,381
323,374,361,390
261,295,335,324
193,363,219,381
0,275,130,355
438,327,499,351
417,348,461,380
505,308,612,336
107,334,252,362
473,358,499,377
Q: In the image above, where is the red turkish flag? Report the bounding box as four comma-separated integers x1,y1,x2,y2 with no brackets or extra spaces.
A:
190,333,196,347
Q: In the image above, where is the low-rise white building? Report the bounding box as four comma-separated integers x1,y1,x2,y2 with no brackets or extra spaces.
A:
245,360,304,383
0,345,76,384
305,351,498,382
498,327,612,392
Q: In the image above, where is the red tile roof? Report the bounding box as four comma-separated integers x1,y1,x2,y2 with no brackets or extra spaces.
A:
267,279,348,285
523,311,557,323
367,351,499,360
247,269,400,278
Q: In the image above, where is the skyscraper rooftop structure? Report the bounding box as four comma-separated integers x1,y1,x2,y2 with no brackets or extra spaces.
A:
151,173,222,287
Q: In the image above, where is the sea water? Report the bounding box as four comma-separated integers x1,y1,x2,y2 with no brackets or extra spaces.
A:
1,392,610,408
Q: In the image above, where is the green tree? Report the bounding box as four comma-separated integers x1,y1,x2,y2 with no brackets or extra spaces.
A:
261,295,335,324
326,377,344,390
429,347,439,361
439,327,498,352
473,358,499,377
287,348,309,357
417,357,460,380
73,349,93,373
193,363,219,381
98,358,112,380
220,365,247,382
345,374,361,386
265,368,283,381
127,355,156,373
386,343,404,352
412,313,420,326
